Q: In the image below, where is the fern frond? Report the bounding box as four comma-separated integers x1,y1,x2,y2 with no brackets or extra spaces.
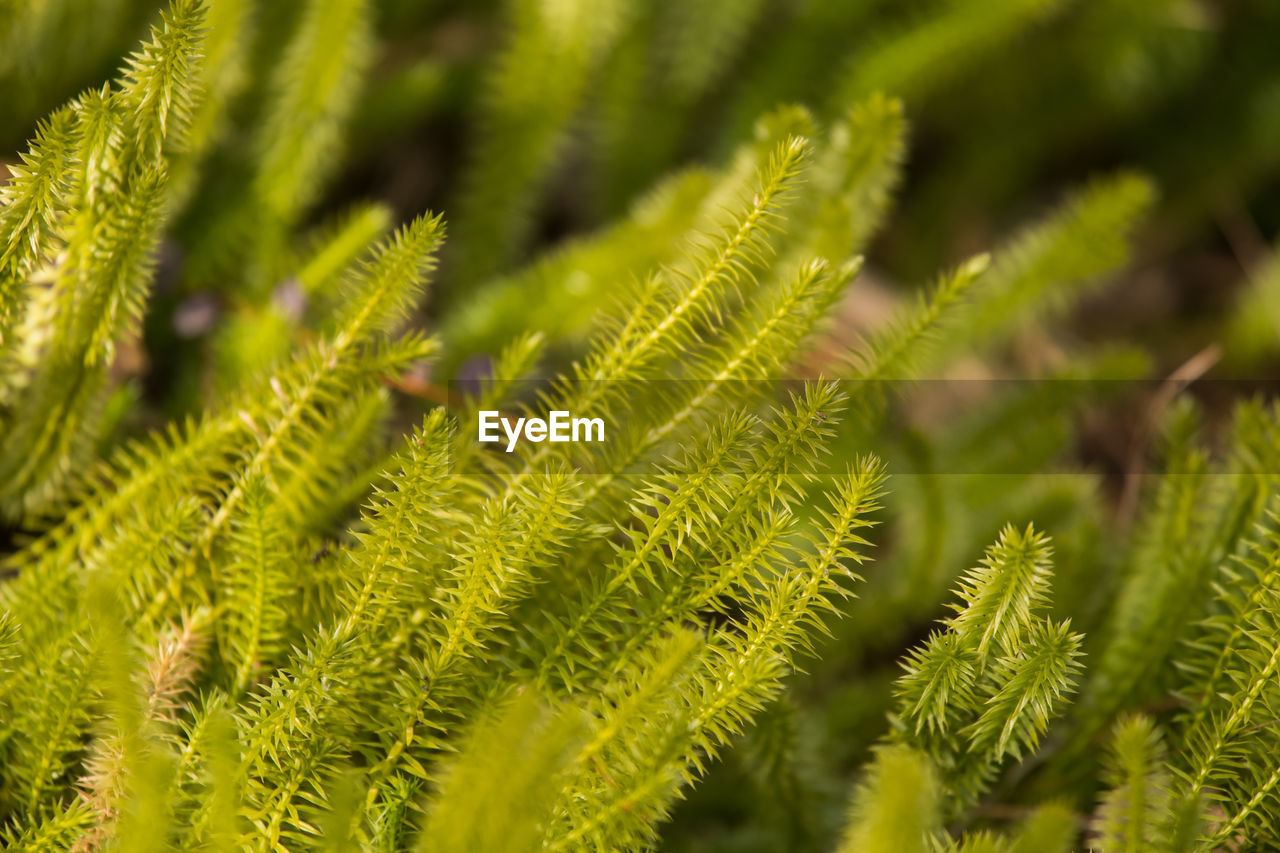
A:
963,618,1083,764
120,0,207,161
222,475,298,695
254,0,374,230
165,693,240,850
891,525,1082,808
452,0,632,282
1173,509,1280,846
793,92,908,265
1,412,248,580
331,213,445,339
142,614,209,726
0,798,96,851
0,500,209,816
896,630,980,740
479,135,814,515
440,167,712,367
338,410,455,638
0,108,74,343
530,411,758,691
4,625,97,812
226,418,581,844
1007,802,1077,853
949,524,1054,661
1092,714,1173,853
0,0,208,517
140,215,442,625
226,412,455,827
416,690,582,853
573,257,854,517
834,745,941,853
357,468,585,800
543,458,884,850
169,0,253,207
271,386,392,535
540,630,708,851
0,207,444,834
958,171,1154,352
299,203,396,300
582,135,812,388
1077,398,1279,733
850,252,989,384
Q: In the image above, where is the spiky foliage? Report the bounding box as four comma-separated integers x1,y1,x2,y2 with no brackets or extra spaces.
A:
833,739,1082,852
890,525,1084,808
451,0,632,283
255,0,373,234
1171,509,1280,846
835,745,941,853
0,23,902,840
0,0,206,517
4,2,1280,852
1092,715,1188,853
416,690,583,853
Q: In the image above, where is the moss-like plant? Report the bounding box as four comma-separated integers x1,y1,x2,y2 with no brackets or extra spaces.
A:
2,2,1279,851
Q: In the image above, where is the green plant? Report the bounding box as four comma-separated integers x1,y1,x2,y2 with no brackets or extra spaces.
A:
2,1,1280,851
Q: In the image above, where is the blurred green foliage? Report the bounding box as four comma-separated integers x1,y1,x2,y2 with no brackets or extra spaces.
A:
2,0,1280,850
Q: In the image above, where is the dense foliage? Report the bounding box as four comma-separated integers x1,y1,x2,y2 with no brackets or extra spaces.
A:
2,1,1279,850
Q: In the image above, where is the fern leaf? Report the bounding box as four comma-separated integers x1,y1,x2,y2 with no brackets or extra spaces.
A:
1007,803,1077,853
222,475,298,695
891,525,1082,808
850,252,989,384
948,523,1054,661
120,0,206,161
963,618,1083,764
452,0,632,282
416,690,582,853
254,0,374,229
834,745,941,853
1093,715,1173,853
958,172,1154,352
0,108,74,344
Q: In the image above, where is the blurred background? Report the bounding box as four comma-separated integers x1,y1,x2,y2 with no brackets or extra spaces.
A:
5,0,1279,399
4,0,1280,848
